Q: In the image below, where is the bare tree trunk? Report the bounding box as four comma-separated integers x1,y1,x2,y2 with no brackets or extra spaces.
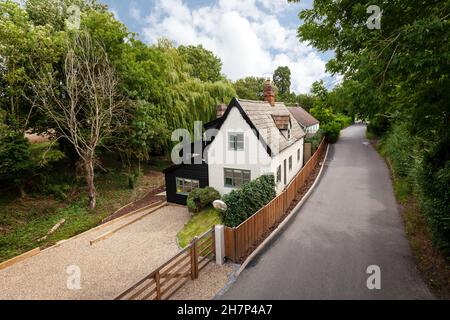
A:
85,158,96,209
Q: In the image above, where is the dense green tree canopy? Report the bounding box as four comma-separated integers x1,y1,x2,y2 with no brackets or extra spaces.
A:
233,76,266,101
273,66,292,97
178,44,223,83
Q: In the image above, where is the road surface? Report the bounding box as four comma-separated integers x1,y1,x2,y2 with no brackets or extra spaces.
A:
221,125,432,300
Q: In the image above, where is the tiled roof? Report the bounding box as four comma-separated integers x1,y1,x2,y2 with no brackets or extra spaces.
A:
237,99,305,154
288,106,319,128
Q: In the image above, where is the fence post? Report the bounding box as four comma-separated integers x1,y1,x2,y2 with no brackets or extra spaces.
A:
154,272,161,300
190,237,199,280
214,225,225,265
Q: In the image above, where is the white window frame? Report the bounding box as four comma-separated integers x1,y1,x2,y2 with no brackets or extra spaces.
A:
228,132,244,151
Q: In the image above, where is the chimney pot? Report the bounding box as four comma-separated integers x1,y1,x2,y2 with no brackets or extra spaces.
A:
216,104,227,118
263,79,275,107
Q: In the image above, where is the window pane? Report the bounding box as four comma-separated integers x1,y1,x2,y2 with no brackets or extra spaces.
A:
236,141,244,150
243,171,251,183
176,178,185,194
225,177,233,186
192,180,199,190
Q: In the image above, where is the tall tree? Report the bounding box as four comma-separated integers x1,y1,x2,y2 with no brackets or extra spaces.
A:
273,66,291,97
178,44,223,82
233,77,266,101
32,33,126,209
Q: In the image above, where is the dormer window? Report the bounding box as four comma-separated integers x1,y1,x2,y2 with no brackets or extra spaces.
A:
229,133,244,151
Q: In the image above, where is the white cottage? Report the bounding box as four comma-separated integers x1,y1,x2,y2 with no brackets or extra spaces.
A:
164,80,306,204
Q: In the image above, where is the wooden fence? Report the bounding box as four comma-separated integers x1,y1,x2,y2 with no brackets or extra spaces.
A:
224,138,327,262
115,227,215,300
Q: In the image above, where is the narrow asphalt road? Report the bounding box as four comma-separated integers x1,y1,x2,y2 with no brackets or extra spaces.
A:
221,125,433,300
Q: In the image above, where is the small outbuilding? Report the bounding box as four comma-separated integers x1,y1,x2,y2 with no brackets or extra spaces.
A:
288,105,320,136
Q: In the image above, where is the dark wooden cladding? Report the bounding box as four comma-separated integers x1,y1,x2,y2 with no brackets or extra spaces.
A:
164,161,209,205
224,139,327,262
115,227,215,300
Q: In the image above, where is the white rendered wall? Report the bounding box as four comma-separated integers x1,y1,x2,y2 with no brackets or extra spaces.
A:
206,107,272,195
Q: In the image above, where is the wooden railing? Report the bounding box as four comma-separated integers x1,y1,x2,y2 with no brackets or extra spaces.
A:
115,227,215,300
224,139,327,262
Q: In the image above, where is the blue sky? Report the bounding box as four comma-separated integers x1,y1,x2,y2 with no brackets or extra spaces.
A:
99,0,337,94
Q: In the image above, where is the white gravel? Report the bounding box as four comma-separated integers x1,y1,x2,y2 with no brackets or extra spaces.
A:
0,205,190,300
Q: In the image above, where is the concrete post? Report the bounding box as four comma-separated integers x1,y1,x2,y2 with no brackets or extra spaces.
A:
215,225,225,265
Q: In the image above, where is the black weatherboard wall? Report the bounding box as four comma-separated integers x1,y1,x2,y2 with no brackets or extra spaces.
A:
163,162,209,205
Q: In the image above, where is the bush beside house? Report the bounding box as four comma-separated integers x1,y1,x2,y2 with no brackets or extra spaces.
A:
187,187,221,213
222,175,276,227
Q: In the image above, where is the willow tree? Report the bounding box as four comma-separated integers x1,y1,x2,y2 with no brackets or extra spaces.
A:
32,32,125,209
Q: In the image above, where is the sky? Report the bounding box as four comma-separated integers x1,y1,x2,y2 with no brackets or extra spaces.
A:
100,0,337,94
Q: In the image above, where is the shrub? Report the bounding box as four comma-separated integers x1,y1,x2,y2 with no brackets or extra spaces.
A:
305,130,323,152
0,134,33,196
335,114,353,129
321,121,341,143
417,135,450,255
127,169,143,189
187,187,221,213
367,114,390,138
380,124,417,179
221,175,276,227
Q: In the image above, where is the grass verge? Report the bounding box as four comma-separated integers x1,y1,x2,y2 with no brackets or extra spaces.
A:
177,207,222,248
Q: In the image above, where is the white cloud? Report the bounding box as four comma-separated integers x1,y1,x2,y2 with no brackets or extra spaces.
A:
129,6,142,21
142,0,328,94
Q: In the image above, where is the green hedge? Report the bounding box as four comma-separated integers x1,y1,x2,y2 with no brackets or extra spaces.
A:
321,121,341,143
221,175,276,227
187,187,221,213
380,123,450,256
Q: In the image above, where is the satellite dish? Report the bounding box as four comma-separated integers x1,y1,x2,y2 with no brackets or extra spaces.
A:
213,200,228,212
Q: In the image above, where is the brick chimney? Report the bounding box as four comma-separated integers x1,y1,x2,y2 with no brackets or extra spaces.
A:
263,79,275,106
216,103,227,118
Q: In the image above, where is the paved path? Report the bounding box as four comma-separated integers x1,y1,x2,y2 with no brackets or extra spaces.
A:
0,205,190,300
221,125,433,300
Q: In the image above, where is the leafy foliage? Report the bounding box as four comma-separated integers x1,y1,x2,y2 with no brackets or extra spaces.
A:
187,187,220,214
222,175,276,227
273,66,291,97
178,44,223,82
233,76,266,101
0,134,33,195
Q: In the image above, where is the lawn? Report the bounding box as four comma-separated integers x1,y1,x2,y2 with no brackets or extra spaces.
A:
0,151,167,263
177,207,222,248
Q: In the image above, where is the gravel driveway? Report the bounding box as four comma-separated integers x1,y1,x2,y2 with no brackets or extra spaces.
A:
0,205,190,300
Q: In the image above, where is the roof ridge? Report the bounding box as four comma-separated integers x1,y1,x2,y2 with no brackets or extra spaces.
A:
237,98,287,105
